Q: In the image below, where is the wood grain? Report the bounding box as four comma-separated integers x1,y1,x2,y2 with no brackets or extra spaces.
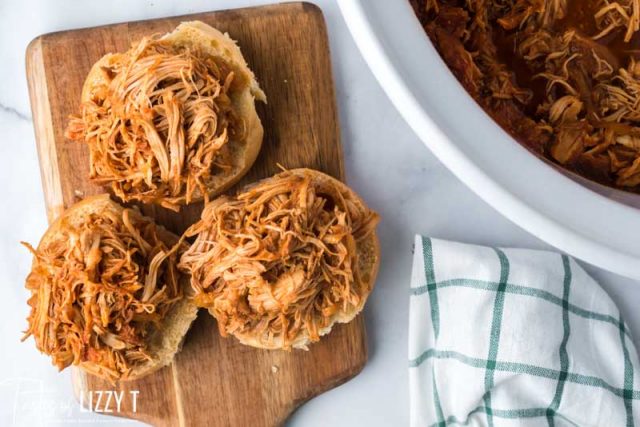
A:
26,3,368,426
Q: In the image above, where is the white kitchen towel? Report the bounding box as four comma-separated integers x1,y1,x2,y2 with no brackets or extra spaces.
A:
409,236,640,427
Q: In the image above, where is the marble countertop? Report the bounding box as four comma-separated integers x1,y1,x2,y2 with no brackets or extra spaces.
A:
1,1,639,426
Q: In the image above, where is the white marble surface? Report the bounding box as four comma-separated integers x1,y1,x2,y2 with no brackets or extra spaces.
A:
1,1,639,426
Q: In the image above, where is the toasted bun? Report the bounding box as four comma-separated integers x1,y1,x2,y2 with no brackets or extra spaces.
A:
233,170,380,350
181,168,380,350
80,21,266,207
32,195,198,381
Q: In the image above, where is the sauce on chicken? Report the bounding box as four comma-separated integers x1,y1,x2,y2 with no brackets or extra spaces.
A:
179,170,379,349
22,207,182,382
66,36,245,211
412,0,640,189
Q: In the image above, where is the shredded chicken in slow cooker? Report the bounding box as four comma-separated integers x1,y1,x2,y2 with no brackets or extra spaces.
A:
412,0,640,190
66,36,245,210
22,208,182,382
179,171,379,349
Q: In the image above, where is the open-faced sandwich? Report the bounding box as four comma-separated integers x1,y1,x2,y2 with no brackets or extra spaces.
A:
179,168,380,350
66,21,266,211
22,195,198,382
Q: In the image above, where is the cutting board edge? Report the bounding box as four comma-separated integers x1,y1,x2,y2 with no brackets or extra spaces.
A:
26,36,66,222
25,2,324,42
70,321,368,427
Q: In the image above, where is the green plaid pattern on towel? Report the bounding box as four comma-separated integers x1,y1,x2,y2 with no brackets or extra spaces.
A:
409,236,640,427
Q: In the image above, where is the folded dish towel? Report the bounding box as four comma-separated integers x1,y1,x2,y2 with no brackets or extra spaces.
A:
409,236,640,427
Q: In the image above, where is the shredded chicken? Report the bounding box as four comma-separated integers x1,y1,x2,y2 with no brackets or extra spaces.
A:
594,0,640,42
411,0,640,192
22,207,182,382
66,36,245,211
179,170,379,349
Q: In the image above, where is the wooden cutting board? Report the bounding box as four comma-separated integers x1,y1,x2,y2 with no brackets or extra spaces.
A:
25,3,368,426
